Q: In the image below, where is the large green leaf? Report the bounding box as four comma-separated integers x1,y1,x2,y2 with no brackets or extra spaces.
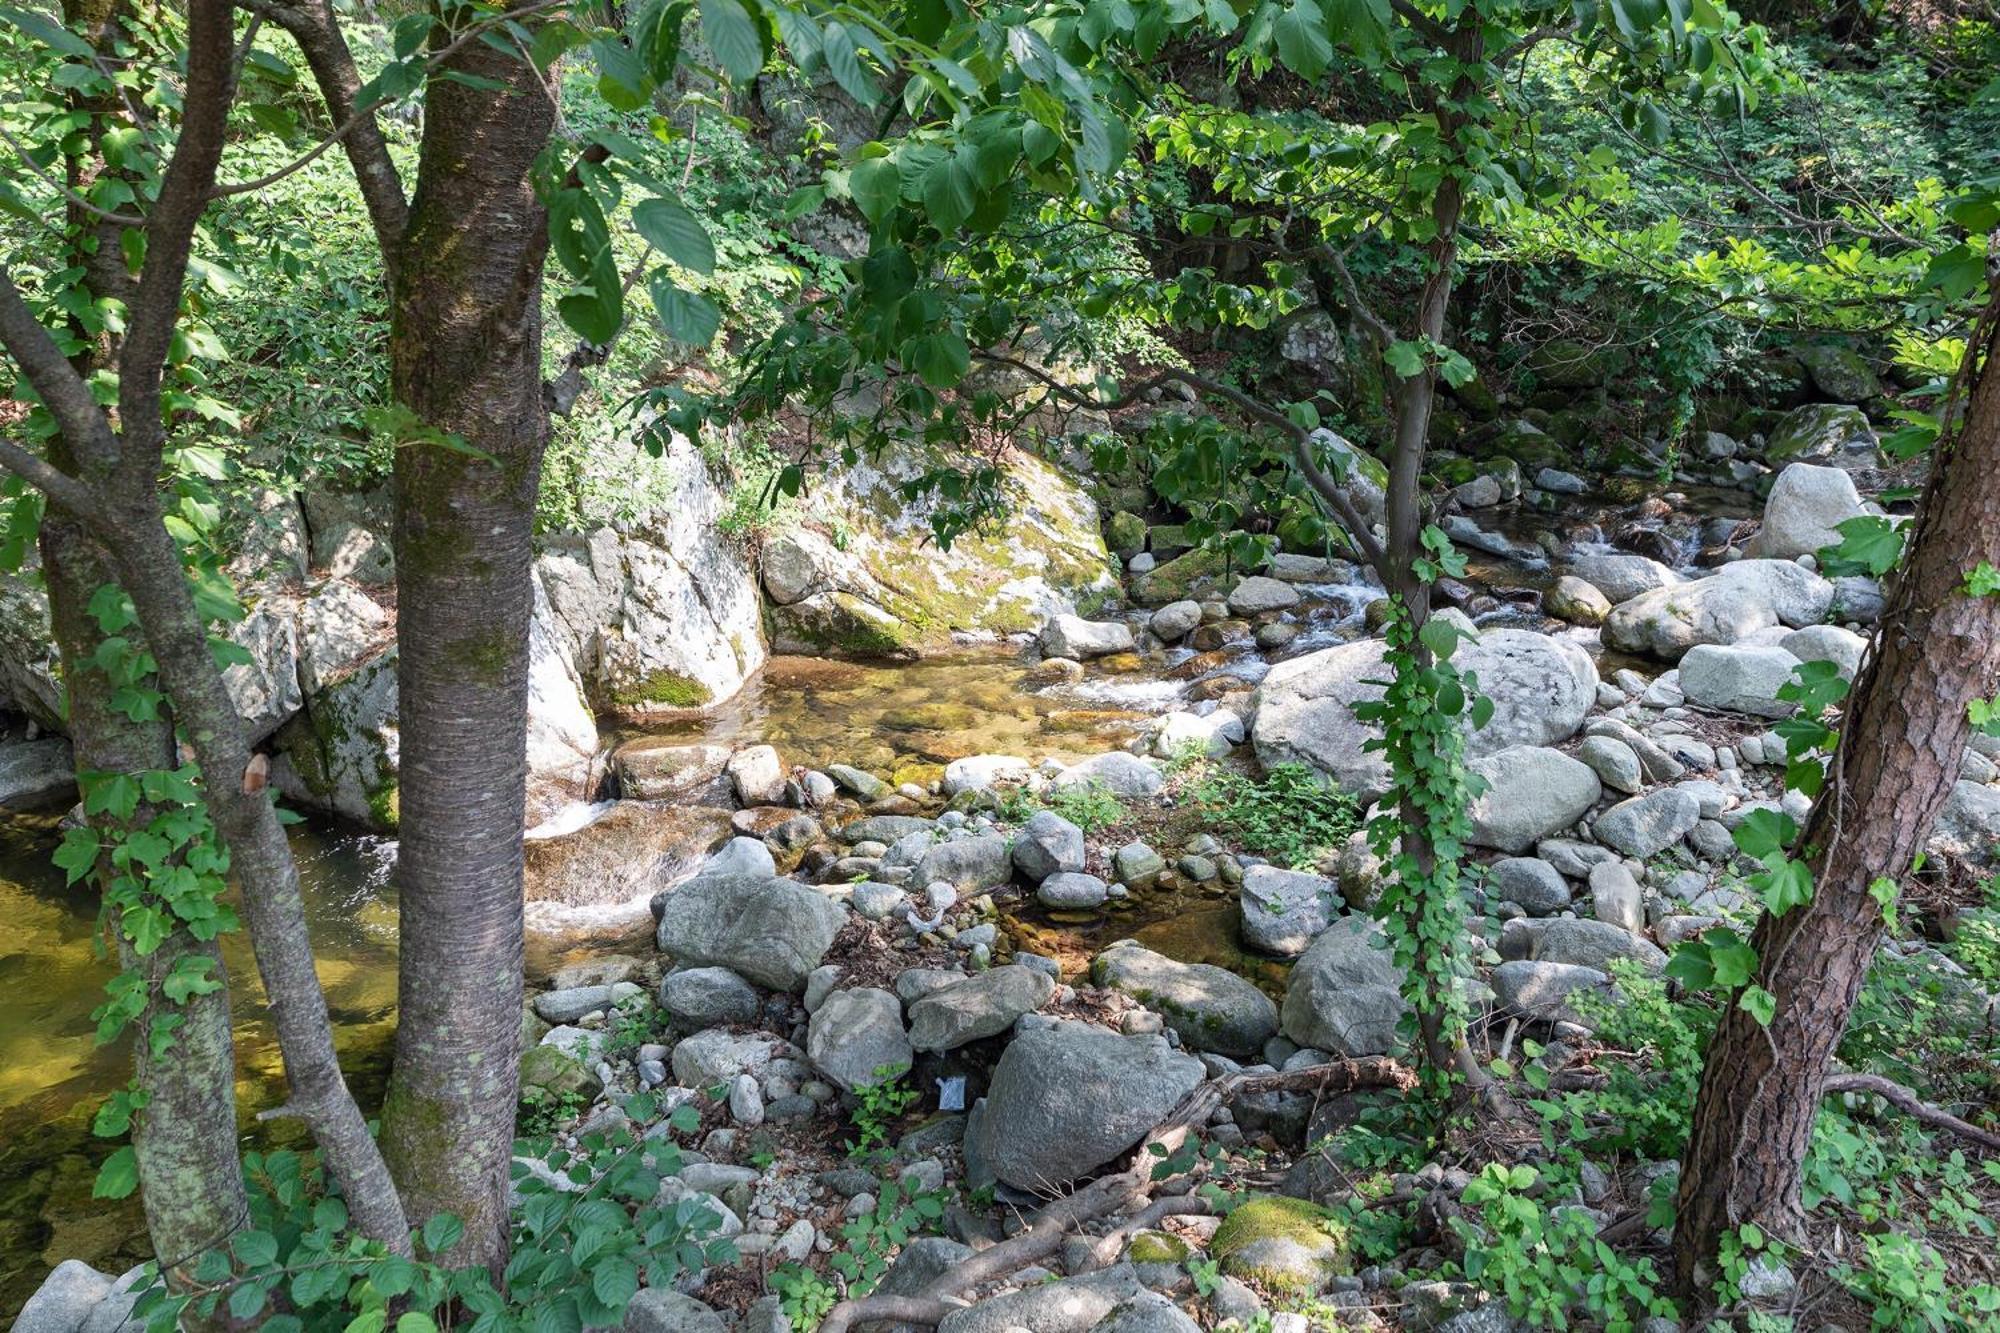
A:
850,156,902,223
650,277,721,345
699,0,762,80
632,197,716,274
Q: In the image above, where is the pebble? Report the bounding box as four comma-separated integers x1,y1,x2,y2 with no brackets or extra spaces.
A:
729,1073,765,1126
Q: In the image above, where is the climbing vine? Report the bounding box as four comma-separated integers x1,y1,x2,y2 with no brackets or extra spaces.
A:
1352,526,1494,1103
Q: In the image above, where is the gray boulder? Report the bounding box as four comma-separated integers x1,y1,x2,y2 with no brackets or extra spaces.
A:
942,754,1032,796
1569,553,1679,604
1603,560,1834,661
661,966,761,1028
1577,735,1643,795
1089,1291,1203,1333
1279,915,1407,1056
1491,961,1609,1025
1593,788,1702,858
937,1268,1145,1333
1039,872,1110,909
907,965,1056,1051
1227,576,1301,616
807,987,912,1090
1486,857,1571,914
1678,643,1802,719
1529,918,1667,972
915,834,1015,892
1091,942,1279,1058
841,815,937,845
1042,615,1136,659
669,1028,795,1085
1056,752,1165,797
624,1290,729,1333
1931,780,2000,864
655,874,845,991
727,745,787,805
1466,747,1601,853
0,737,74,811
1149,600,1202,641
1013,811,1087,883
1779,624,1867,680
967,1025,1204,1189
1749,463,1869,561
1238,865,1338,957
1765,402,1876,466
15,1261,116,1333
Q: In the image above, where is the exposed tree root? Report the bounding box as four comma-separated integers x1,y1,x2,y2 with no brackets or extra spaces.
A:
1822,1073,2000,1152
814,1058,1416,1333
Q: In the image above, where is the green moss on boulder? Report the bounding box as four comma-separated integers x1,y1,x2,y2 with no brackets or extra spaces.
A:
1212,1195,1349,1295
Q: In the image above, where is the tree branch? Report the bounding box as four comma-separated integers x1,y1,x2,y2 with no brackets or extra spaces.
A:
0,434,103,519
1823,1073,2000,1153
0,122,145,226
0,265,121,473
248,0,409,268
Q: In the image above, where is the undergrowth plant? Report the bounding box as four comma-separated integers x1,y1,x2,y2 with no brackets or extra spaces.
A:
1193,762,1360,871
850,1064,920,1156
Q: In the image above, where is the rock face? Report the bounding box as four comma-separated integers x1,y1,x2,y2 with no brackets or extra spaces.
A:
1466,747,1601,853
1279,916,1407,1056
1603,560,1835,661
654,873,845,990
1568,552,1678,605
271,649,401,829
1238,865,1338,957
1091,942,1280,1057
1931,780,2000,864
535,433,766,717
1765,402,1877,469
1678,644,1802,718
807,987,912,1090
763,442,1118,656
968,1022,1204,1189
1251,629,1594,798
1749,463,1869,561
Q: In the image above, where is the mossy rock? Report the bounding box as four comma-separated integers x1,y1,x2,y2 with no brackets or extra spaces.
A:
610,669,713,713
1106,510,1148,558
1794,343,1880,403
1127,1230,1192,1265
1133,547,1231,606
1524,338,1631,390
1212,1195,1349,1295
1765,402,1875,465
519,1043,602,1102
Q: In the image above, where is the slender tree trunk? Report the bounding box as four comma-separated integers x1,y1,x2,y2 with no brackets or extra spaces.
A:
44,0,249,1274
1672,308,2000,1294
44,518,252,1275
378,36,556,1268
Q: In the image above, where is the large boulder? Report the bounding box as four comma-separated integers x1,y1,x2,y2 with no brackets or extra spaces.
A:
764,442,1118,655
13,1260,122,1333
1678,644,1802,719
524,581,602,825
1091,942,1279,1057
1603,560,1835,661
654,873,846,991
1279,915,1407,1056
1251,629,1594,798
1238,865,1338,958
534,432,767,717
967,1022,1204,1189
1592,788,1702,858
807,987,912,1090
1013,810,1086,881
1465,747,1601,853
1567,552,1679,604
1931,781,2000,864
907,965,1056,1051
1055,752,1165,798
1748,464,1869,561
1795,344,1880,403
271,650,400,829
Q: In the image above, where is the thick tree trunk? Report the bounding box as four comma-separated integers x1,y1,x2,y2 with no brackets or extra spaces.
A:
378,37,556,1269
1673,312,2000,1294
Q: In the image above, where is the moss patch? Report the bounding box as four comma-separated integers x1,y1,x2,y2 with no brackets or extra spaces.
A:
1213,1195,1349,1295
611,669,713,712
1128,1231,1191,1265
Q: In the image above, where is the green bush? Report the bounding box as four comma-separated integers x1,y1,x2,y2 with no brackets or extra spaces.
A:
1195,763,1360,870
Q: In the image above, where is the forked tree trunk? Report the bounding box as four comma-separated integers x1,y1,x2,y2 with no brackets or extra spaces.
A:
1673,310,2000,1293
378,36,556,1269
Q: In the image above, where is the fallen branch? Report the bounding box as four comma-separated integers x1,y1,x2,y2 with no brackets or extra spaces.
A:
814,1058,1414,1333
1823,1073,2000,1153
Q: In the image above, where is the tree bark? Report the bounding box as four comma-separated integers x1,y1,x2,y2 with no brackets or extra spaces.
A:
43,0,250,1277
377,32,556,1269
1672,306,2000,1295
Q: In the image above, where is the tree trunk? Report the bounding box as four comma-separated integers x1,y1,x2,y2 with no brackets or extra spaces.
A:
43,517,251,1277
378,37,556,1269
1673,310,2000,1294
44,0,249,1273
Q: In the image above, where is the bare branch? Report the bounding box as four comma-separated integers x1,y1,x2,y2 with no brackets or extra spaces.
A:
0,122,145,226
0,434,103,519
1823,1072,2000,1153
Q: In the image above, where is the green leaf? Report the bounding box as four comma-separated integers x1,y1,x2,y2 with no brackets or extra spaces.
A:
849,156,901,224
1817,515,1904,578
394,1315,439,1333
1964,563,2000,598
420,1211,465,1256
228,1282,268,1321
53,826,101,884
0,4,93,56
1925,244,1986,303
632,197,716,275
1417,618,1459,661
94,1145,138,1198
907,331,971,388
649,278,721,346
820,21,878,105
1383,340,1425,378
591,1257,640,1308
1706,929,1759,989
921,157,976,232
699,0,762,80
233,1229,279,1268
1272,1,1331,77
1738,985,1777,1026
1730,807,1796,861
